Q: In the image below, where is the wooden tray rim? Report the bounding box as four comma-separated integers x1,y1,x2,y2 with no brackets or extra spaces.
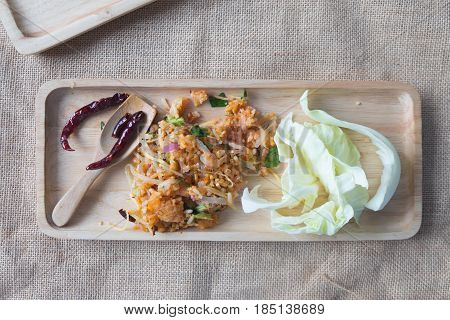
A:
35,79,423,241
0,0,156,55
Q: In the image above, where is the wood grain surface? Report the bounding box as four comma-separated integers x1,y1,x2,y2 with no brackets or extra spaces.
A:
35,79,422,241
0,0,156,54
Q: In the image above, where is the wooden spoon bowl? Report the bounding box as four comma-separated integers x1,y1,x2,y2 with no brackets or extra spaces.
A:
51,95,156,227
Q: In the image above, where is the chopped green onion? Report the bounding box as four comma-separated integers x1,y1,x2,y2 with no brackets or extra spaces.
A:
100,121,105,131
194,204,207,213
192,213,213,220
165,115,185,126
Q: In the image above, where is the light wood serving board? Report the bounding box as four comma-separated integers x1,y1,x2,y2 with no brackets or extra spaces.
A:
0,0,156,54
36,79,422,241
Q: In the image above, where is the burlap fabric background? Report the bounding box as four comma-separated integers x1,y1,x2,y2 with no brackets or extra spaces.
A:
1,0,449,299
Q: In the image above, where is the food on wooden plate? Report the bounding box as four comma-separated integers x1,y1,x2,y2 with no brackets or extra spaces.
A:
241,90,401,236
190,89,208,107
86,111,146,170
58,89,400,237
60,93,129,151
123,91,279,233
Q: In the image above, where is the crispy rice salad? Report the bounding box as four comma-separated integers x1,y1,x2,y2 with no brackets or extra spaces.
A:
124,90,279,233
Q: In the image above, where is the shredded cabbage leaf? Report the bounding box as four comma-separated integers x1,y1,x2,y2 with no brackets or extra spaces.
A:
242,113,369,235
300,90,401,211
241,90,400,236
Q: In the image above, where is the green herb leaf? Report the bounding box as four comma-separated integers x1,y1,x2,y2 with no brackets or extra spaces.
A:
165,115,185,126
194,204,207,213
192,213,213,220
100,121,105,131
264,147,280,168
209,92,228,107
190,125,209,137
242,89,248,98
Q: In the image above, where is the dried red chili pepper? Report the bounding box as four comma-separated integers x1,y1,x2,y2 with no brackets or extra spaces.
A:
86,111,145,170
60,93,129,151
112,113,132,138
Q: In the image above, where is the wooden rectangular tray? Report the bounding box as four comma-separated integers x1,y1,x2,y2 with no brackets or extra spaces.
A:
0,0,156,54
36,79,422,241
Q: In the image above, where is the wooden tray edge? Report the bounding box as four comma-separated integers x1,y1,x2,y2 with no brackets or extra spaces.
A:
35,79,423,241
0,0,156,55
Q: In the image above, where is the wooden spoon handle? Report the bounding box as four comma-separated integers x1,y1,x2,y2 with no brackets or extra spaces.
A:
52,168,104,227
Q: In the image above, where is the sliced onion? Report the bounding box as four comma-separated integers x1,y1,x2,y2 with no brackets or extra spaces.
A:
163,142,179,153
140,137,183,178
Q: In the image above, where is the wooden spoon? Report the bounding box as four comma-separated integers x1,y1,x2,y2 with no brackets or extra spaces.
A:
52,95,157,227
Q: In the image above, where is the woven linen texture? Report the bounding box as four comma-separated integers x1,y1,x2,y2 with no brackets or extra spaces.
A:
0,0,449,299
